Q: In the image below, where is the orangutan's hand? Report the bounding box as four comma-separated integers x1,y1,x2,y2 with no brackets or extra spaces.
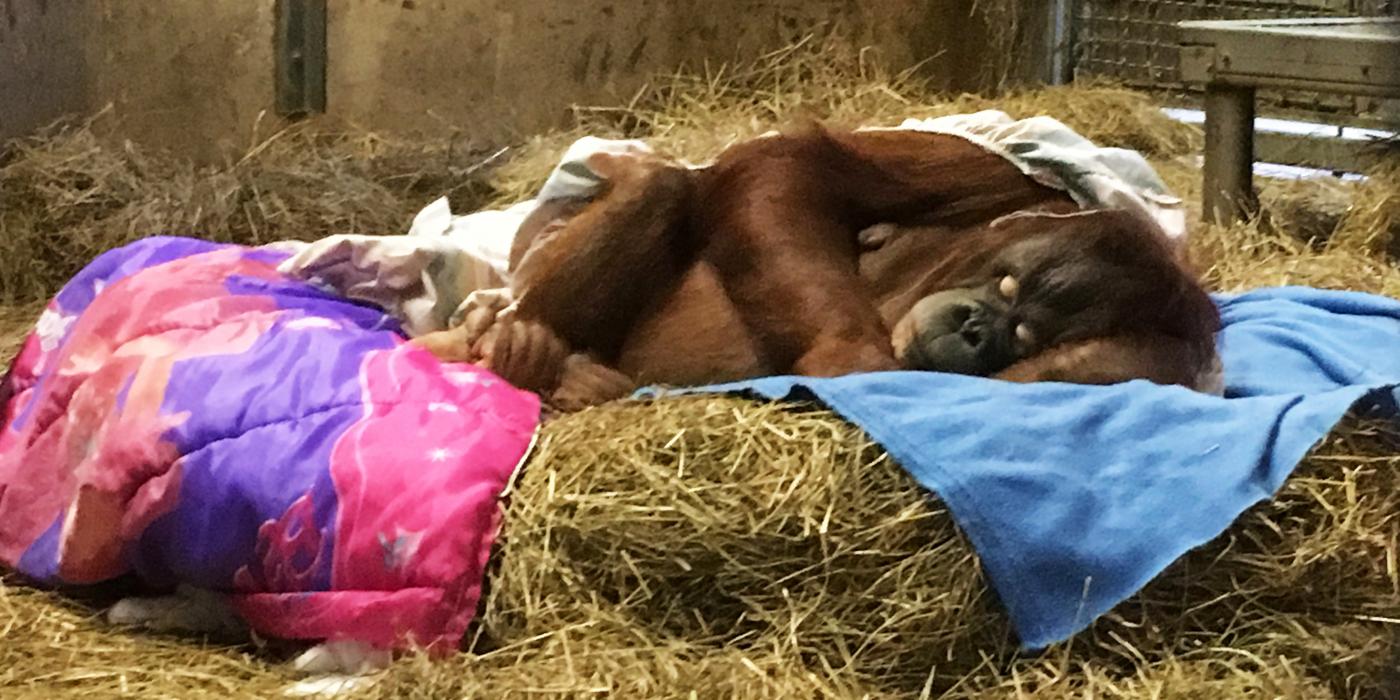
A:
549,353,637,411
473,312,571,394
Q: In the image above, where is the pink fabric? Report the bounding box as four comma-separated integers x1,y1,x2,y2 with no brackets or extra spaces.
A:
234,347,538,651
1,238,541,652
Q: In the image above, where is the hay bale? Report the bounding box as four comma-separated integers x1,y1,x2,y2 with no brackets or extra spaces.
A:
369,603,891,699
0,303,42,360
0,576,293,700
1259,175,1357,244
480,398,1398,698
1333,158,1400,259
486,398,1003,695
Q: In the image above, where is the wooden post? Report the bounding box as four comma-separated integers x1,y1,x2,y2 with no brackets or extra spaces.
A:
1202,82,1258,224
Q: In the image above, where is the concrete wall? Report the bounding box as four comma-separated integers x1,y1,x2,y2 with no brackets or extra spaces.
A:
1,0,274,158
1,0,88,141
2,0,998,161
330,0,992,139
90,1,277,159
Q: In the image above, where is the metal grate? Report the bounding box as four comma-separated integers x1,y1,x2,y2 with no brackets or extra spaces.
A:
1072,0,1397,125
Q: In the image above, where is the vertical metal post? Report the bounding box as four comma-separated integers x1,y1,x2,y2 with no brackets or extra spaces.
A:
1047,0,1076,85
1202,82,1258,224
275,0,328,117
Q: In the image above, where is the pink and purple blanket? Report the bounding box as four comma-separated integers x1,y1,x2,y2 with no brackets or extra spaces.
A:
0,237,540,653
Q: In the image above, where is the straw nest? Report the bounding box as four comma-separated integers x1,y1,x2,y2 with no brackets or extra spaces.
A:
0,108,508,304
2,36,1398,700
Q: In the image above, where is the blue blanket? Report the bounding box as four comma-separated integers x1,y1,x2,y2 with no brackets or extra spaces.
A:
649,286,1400,650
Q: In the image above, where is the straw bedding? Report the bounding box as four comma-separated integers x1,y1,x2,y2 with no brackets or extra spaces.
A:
1,37,1397,699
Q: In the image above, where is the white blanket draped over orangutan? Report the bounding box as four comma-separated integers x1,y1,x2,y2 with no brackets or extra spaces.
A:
273,113,1187,336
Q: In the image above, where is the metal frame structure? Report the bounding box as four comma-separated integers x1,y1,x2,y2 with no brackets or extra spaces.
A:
1178,18,1400,222
1058,1,1399,224
1069,0,1395,123
275,0,328,118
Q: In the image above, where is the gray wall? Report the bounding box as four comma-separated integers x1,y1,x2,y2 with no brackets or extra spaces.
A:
2,0,90,143
2,0,998,160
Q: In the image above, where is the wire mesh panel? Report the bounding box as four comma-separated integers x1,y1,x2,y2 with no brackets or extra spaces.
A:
1073,0,1397,125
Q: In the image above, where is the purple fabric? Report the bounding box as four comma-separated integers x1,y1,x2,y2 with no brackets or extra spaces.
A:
0,237,541,651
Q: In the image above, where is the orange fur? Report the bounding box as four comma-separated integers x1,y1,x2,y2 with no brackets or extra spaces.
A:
458,127,1219,407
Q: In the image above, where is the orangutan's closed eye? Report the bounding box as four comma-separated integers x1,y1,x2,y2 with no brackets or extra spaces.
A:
888,209,1217,384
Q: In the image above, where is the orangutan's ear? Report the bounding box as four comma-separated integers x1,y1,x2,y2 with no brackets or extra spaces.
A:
994,333,1223,395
